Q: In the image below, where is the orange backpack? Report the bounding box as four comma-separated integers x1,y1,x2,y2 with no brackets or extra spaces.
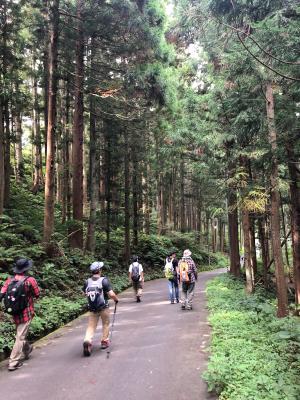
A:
179,260,190,282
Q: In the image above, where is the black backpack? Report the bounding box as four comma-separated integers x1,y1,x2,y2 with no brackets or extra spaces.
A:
85,277,106,312
131,263,140,282
4,277,29,315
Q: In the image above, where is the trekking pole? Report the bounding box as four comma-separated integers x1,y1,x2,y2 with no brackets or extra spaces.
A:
107,302,117,359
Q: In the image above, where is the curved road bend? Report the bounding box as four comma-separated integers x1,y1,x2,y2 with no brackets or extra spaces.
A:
0,269,225,400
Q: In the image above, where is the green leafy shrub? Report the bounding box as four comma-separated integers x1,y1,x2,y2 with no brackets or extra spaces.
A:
203,275,300,400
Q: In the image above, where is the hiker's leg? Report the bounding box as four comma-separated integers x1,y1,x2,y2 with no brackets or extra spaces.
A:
172,281,176,301
187,282,195,308
137,281,143,297
132,282,138,298
100,308,110,341
84,312,100,343
9,321,31,368
181,282,188,306
167,280,173,301
174,281,179,302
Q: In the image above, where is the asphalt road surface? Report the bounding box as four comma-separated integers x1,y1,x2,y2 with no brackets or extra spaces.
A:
0,269,225,400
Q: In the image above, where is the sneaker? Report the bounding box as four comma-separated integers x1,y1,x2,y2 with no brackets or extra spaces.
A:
176,299,180,303
181,305,186,310
186,306,193,310
136,296,141,303
83,341,92,357
170,300,174,304
23,344,33,360
100,339,110,350
8,362,23,371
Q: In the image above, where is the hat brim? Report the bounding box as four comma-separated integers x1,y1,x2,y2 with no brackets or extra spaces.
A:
13,260,33,273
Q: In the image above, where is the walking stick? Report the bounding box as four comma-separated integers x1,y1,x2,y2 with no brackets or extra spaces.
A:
107,302,117,359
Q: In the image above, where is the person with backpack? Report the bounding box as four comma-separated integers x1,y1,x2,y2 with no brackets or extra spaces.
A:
164,251,179,304
128,255,144,302
0,258,40,371
178,249,197,310
82,261,118,356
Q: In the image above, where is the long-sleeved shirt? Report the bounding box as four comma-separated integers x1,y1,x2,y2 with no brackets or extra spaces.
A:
1,274,40,325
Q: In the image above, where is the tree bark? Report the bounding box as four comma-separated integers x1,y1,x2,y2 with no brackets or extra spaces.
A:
104,120,111,255
43,0,60,243
32,70,43,193
124,127,130,263
70,0,84,249
227,184,240,276
0,101,4,215
180,158,185,232
286,141,300,311
242,208,254,293
15,105,24,183
258,216,270,288
266,82,288,317
132,149,139,246
85,36,99,253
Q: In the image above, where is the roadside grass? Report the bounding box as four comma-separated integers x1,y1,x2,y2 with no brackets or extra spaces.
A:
203,274,300,400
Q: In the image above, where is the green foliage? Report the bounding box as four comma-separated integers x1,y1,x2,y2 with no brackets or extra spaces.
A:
203,275,300,400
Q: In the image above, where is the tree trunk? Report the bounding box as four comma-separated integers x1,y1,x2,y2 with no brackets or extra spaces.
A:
43,0,60,243
286,142,300,311
143,162,150,234
250,217,257,276
61,78,71,223
70,0,84,249
266,82,288,317
85,108,98,253
103,120,112,254
15,107,24,183
3,4,10,208
85,36,99,254
279,192,290,273
258,216,269,288
42,2,49,160
180,159,185,232
0,101,4,215
32,71,43,193
242,208,254,293
227,191,240,276
124,127,130,263
132,150,139,246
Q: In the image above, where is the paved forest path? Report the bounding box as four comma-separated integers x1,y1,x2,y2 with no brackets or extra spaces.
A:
0,269,225,400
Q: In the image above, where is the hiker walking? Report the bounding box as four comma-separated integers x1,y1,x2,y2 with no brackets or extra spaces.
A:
0,258,40,371
164,251,179,304
129,255,144,302
83,261,118,356
179,249,197,310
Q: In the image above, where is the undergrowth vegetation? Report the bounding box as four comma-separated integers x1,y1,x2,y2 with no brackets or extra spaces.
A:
204,275,300,400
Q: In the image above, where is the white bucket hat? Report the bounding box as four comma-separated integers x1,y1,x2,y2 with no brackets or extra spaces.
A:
183,249,192,257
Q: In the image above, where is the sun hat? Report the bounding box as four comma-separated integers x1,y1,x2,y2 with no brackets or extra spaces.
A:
183,249,192,257
13,258,33,274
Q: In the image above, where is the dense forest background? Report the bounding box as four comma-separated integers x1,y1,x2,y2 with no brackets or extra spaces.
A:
0,0,300,353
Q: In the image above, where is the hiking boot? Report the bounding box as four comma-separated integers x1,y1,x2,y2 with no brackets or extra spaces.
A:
8,362,23,372
100,339,110,350
23,343,33,360
136,296,141,303
83,341,92,357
